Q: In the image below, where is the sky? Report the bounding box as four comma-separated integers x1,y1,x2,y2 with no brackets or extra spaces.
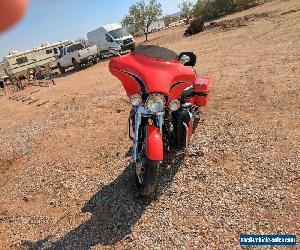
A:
0,0,196,59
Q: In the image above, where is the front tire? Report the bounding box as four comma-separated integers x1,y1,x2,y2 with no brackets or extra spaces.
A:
92,58,98,65
136,160,160,196
58,65,65,74
72,59,81,71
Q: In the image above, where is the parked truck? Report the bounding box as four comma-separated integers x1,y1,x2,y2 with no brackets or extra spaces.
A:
56,42,99,73
87,23,135,55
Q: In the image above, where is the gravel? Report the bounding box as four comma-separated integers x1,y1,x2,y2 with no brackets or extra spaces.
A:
1,1,299,249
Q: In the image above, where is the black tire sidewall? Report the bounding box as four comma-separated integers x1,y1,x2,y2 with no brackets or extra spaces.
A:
137,160,160,196
59,65,65,74
72,59,80,70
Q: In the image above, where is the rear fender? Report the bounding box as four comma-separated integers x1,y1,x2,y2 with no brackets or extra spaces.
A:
146,124,163,161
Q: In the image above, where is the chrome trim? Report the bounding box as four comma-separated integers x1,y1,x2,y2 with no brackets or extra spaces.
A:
132,106,151,162
130,94,142,106
157,115,164,134
133,109,141,162
145,94,166,113
132,106,164,162
183,122,189,148
181,102,192,108
138,106,151,115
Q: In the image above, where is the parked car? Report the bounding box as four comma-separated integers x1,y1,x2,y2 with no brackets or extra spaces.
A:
56,42,99,73
87,23,135,56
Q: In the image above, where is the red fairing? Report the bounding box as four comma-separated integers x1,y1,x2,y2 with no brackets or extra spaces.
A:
109,53,196,99
146,124,163,161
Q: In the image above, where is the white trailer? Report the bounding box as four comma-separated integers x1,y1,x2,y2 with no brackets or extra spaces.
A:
87,23,135,54
3,40,73,77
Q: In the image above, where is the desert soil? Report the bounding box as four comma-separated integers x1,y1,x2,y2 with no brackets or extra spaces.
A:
0,0,299,249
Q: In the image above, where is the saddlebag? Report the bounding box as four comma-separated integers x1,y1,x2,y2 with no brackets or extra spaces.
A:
194,77,211,107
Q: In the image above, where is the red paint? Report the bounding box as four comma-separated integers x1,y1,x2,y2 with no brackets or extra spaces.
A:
146,124,163,161
168,82,193,100
109,53,196,98
0,0,28,32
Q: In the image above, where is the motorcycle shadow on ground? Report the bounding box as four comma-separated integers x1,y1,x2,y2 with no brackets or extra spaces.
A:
23,147,199,249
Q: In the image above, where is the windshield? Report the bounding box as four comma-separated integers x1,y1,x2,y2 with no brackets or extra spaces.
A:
67,43,84,53
133,45,179,61
108,28,129,39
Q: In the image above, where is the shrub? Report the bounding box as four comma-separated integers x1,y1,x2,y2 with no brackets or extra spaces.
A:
193,0,257,21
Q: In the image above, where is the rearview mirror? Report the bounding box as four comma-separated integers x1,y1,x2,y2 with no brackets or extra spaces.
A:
180,55,190,65
179,52,197,66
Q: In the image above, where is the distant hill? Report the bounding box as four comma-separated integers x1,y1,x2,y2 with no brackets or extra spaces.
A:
167,11,182,17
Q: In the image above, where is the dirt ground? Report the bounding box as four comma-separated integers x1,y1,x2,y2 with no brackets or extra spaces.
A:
0,0,299,249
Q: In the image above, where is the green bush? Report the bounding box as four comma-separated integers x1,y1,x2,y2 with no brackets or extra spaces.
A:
233,0,258,10
193,0,257,21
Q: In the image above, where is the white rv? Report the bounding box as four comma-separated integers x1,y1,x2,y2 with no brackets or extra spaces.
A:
87,23,135,54
3,40,73,77
0,62,5,77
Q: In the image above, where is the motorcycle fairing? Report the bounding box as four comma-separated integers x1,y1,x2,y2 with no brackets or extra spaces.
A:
109,53,196,100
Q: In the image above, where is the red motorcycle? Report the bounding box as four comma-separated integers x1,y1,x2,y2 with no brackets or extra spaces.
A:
109,45,211,196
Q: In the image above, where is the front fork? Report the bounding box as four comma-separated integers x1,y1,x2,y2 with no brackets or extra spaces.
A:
132,107,142,162
131,106,164,163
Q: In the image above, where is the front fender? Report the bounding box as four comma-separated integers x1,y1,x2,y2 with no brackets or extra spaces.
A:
146,124,163,161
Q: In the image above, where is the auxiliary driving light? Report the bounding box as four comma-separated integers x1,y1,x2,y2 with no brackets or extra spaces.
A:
130,94,142,106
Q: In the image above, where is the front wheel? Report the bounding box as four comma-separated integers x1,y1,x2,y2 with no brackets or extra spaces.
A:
135,160,160,196
72,59,81,71
58,65,65,74
92,58,98,65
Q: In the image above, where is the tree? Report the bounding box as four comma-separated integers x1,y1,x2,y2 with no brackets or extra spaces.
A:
232,0,257,10
178,0,194,23
122,0,163,41
193,0,233,21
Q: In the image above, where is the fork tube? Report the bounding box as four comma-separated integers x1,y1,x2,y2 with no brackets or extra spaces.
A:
157,115,164,134
183,122,189,148
133,109,141,162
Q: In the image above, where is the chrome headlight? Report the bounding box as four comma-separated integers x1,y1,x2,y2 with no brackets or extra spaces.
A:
146,94,166,113
168,100,180,112
130,94,142,106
